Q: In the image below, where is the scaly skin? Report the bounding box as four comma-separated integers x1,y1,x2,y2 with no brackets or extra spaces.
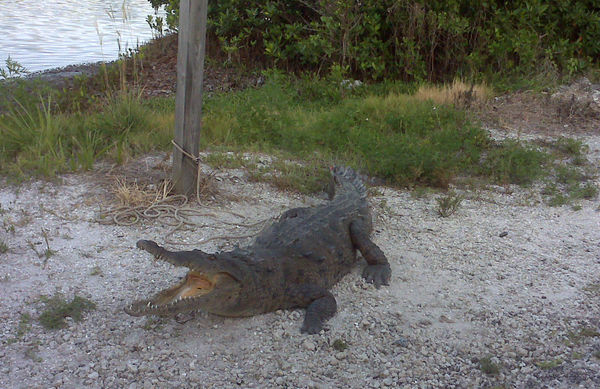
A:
125,167,392,334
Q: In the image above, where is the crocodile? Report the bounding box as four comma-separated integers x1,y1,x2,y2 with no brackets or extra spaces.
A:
125,166,392,334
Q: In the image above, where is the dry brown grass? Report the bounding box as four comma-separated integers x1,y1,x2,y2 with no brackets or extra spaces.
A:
414,79,493,108
111,176,172,207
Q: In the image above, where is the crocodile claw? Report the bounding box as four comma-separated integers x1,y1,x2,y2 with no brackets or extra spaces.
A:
362,264,391,289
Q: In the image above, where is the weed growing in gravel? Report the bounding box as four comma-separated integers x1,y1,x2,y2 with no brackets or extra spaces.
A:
0,239,7,254
203,152,251,170
436,191,463,217
583,282,600,295
332,339,349,352
478,356,500,375
38,294,96,329
536,358,563,370
90,265,103,276
248,159,331,195
7,313,32,344
480,140,547,185
543,166,598,206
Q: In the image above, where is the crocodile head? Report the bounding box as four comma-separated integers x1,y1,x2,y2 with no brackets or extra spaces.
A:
125,240,246,317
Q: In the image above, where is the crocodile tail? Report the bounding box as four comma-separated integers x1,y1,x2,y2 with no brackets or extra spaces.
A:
331,166,367,199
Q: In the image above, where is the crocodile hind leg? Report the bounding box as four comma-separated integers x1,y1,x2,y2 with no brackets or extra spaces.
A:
350,220,391,288
286,284,337,334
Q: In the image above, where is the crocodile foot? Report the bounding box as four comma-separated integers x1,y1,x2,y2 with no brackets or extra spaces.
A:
301,312,324,334
362,264,391,288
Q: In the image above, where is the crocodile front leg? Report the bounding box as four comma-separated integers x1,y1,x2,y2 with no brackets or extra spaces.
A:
136,240,215,267
286,284,337,334
350,219,391,288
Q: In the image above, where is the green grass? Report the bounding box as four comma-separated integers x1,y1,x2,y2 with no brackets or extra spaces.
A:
436,191,463,217
0,239,7,254
481,140,547,185
478,356,500,375
536,358,563,370
0,91,173,179
7,313,31,344
38,294,96,329
202,74,492,188
0,72,596,199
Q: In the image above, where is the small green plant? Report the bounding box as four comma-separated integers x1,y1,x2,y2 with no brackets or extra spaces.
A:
41,229,55,260
552,137,588,158
479,356,500,375
203,152,249,170
548,193,569,207
571,182,598,200
332,339,349,352
248,159,331,195
25,343,43,363
437,191,463,217
7,313,32,344
0,56,28,80
0,239,8,254
142,316,165,331
90,265,103,276
38,294,96,329
566,326,600,346
536,358,563,370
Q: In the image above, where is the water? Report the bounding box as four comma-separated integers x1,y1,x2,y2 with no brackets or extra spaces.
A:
0,0,164,73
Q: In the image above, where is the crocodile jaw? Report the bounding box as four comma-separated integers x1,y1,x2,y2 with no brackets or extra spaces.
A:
125,271,223,316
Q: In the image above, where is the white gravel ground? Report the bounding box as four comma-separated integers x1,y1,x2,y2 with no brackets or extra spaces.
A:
1,134,599,389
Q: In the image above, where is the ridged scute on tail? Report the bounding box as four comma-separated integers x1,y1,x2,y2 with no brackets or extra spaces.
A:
331,166,367,199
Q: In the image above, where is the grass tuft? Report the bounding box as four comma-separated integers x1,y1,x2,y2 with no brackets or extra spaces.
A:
437,191,463,217
414,79,493,108
0,91,173,179
478,356,500,375
481,140,547,185
38,294,96,329
536,358,563,370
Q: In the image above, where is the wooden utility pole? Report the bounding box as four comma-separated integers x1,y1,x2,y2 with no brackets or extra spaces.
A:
173,0,208,195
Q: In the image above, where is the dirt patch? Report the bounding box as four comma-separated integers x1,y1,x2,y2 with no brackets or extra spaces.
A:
479,78,600,136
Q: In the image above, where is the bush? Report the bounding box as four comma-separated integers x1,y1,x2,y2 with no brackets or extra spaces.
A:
149,0,600,81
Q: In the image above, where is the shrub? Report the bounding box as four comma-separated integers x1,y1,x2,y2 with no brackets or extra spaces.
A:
148,0,600,81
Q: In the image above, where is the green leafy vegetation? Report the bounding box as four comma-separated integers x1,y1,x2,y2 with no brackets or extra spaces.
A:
481,140,547,185
202,74,491,188
437,191,463,217
38,294,96,329
478,356,500,375
149,0,600,83
1,72,596,201
332,339,349,352
0,239,7,254
0,91,173,179
0,56,28,80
